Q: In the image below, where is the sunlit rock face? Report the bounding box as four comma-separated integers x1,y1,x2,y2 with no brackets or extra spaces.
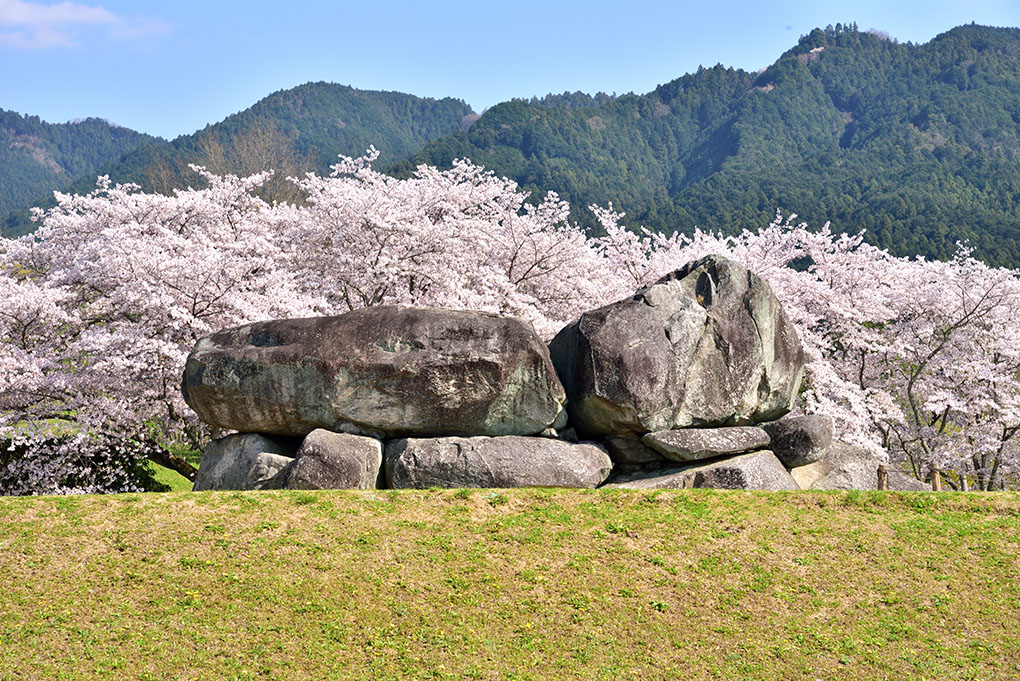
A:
182,305,567,439
384,436,612,489
549,254,805,438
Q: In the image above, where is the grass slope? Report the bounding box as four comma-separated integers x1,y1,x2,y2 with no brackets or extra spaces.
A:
144,461,193,493
1,489,1018,680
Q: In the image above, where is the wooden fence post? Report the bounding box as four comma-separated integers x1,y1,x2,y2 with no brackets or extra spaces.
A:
931,468,942,492
877,464,889,491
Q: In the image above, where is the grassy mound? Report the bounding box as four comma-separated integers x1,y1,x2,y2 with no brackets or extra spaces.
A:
1,489,1018,680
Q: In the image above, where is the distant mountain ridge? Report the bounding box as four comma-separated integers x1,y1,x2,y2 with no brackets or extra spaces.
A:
94,82,475,193
404,23,1020,266
6,24,1020,266
2,83,474,235
0,110,159,221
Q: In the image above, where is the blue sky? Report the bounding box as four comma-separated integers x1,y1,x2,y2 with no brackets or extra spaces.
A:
1,0,1019,139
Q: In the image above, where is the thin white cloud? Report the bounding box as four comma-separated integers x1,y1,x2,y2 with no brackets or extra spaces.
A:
0,0,166,48
0,27,68,47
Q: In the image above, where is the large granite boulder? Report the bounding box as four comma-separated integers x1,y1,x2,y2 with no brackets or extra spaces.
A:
276,429,382,490
385,436,612,489
763,414,832,468
550,255,805,438
642,426,770,462
193,433,298,491
603,450,798,490
182,306,566,438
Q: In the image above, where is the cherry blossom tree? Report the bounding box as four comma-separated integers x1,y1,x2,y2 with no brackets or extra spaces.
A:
869,250,1020,489
282,148,619,339
1,170,312,493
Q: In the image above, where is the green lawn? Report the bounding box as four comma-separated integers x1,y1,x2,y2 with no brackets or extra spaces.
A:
144,461,193,492
1,489,1018,680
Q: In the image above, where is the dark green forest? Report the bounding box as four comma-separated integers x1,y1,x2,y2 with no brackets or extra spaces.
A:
0,111,159,222
2,83,474,236
6,24,1020,266
89,82,475,194
405,23,1020,266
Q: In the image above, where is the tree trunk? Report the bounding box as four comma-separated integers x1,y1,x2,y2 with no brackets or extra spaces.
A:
148,449,198,482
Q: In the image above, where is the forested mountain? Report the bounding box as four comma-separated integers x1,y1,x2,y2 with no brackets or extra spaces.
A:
405,23,1020,266
2,83,474,236
93,82,475,193
7,24,1020,265
0,111,158,221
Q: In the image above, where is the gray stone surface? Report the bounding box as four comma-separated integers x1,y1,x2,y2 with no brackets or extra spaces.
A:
278,429,382,490
557,427,579,443
819,441,875,468
787,440,928,491
812,461,929,491
642,426,770,462
789,441,871,489
241,453,294,490
604,435,667,464
602,450,798,490
889,471,931,492
763,414,833,468
193,433,298,491
182,306,566,438
385,436,613,489
789,460,829,490
550,255,805,438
